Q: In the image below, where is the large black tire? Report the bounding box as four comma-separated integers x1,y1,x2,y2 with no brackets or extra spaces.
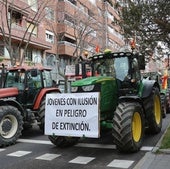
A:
0,105,23,147
144,87,162,134
48,136,79,148
37,97,45,131
166,101,170,114
38,92,60,131
112,102,144,153
166,92,170,114
160,93,167,118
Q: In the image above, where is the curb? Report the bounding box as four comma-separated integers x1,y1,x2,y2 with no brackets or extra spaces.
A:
133,122,170,169
158,149,170,154
133,152,156,169
152,121,170,154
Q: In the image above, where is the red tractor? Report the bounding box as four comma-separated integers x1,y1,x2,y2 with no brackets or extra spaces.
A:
0,65,60,147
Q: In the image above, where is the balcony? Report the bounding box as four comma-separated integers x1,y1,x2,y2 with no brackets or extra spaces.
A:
58,41,76,57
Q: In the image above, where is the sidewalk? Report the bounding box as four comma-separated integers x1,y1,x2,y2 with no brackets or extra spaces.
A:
133,151,170,169
133,124,170,169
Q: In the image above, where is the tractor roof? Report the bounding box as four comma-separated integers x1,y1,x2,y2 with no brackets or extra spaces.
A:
90,52,135,61
6,65,52,71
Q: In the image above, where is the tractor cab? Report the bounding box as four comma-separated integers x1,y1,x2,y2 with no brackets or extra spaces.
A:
75,51,145,96
3,65,53,108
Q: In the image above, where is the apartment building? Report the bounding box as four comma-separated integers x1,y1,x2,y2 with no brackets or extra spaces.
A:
0,0,55,66
0,0,124,79
55,0,124,69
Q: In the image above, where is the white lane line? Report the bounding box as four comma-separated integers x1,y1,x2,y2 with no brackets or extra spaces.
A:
107,159,134,168
7,151,32,157
140,146,153,151
0,149,5,152
75,143,154,151
75,143,116,149
35,153,61,161
69,156,95,164
17,139,154,151
17,139,53,145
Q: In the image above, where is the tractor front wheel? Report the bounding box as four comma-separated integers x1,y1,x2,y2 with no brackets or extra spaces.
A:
112,102,144,153
0,106,23,147
48,136,79,147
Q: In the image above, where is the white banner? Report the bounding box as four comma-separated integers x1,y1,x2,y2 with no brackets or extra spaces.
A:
45,92,100,138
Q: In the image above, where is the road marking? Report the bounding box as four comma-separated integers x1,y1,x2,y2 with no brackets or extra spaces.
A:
17,139,154,151
7,151,32,157
35,153,61,161
107,159,134,168
18,139,53,145
75,143,116,149
69,156,95,164
140,146,153,151
0,149,5,152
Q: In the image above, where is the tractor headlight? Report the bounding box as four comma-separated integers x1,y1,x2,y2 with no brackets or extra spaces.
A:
82,85,95,92
71,86,78,92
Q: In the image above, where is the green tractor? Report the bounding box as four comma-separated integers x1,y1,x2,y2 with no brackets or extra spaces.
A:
142,71,170,118
48,51,162,153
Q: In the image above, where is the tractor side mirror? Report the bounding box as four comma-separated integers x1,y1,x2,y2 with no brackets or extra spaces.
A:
137,54,145,70
31,69,38,77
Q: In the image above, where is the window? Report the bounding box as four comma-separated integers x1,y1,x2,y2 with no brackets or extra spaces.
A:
107,12,113,20
57,35,75,44
45,7,55,21
0,45,4,56
89,0,96,5
27,22,37,36
88,9,94,17
28,0,37,11
26,48,33,61
108,26,113,33
43,70,53,87
5,71,25,90
114,57,129,81
89,28,96,37
132,58,141,80
8,9,23,26
68,0,77,5
46,30,54,43
79,4,85,12
64,14,75,24
27,70,42,89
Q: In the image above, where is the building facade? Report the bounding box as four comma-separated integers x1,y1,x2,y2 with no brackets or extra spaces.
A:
0,0,124,81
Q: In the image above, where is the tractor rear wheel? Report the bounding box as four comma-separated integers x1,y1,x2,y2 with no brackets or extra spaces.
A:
112,102,144,153
160,93,166,118
145,87,162,134
48,136,79,147
0,106,23,147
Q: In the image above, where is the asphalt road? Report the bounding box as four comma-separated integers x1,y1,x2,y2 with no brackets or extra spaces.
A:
0,114,170,169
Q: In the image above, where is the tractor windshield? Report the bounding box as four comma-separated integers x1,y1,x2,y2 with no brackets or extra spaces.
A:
94,58,115,76
114,57,129,81
93,57,129,81
5,70,25,90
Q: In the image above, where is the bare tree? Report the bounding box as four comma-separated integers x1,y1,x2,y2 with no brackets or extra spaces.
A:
72,7,103,63
0,0,51,66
